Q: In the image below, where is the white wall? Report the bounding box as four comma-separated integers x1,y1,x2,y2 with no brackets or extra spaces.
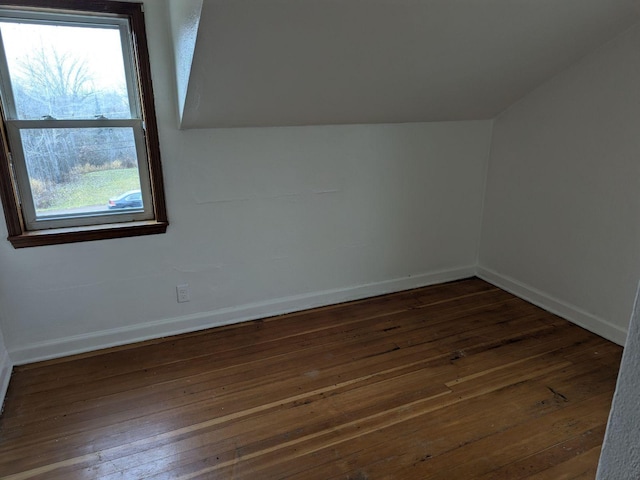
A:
598,282,640,479
0,1,492,364
478,24,640,345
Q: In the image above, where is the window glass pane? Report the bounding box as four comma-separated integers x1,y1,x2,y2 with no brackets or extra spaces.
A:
20,128,143,217
0,21,132,120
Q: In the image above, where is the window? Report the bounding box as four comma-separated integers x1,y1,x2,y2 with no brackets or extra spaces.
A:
0,0,167,248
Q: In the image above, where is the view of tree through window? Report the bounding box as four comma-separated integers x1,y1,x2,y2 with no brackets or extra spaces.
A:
0,20,143,218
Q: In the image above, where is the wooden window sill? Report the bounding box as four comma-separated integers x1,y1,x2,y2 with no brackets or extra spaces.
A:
8,220,168,248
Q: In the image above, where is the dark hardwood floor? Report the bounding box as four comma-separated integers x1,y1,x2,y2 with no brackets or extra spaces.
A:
0,278,622,479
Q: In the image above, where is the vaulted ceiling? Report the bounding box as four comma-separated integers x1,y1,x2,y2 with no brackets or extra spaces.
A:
168,0,640,129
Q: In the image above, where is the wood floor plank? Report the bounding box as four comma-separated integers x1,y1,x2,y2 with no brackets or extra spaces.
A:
0,278,621,479
474,424,607,480
0,296,551,441
0,315,573,463
522,445,602,479
138,350,592,478
233,358,616,480
89,336,604,480
6,285,509,401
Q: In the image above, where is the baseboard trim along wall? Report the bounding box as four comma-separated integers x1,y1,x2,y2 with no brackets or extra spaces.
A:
476,266,627,346
9,266,476,365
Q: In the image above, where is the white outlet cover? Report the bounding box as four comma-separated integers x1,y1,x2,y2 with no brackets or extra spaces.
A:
176,284,190,303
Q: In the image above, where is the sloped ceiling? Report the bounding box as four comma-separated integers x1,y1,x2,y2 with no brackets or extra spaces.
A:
172,0,640,129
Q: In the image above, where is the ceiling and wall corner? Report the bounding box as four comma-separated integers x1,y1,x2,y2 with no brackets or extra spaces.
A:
175,0,640,128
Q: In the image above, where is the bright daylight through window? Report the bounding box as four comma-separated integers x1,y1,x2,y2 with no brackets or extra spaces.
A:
0,1,167,247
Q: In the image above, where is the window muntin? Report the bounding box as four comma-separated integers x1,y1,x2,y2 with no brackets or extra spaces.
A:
0,2,165,241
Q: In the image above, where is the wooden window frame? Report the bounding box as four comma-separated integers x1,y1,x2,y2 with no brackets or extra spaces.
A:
0,0,167,248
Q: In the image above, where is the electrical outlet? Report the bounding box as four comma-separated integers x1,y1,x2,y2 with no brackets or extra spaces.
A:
176,284,190,303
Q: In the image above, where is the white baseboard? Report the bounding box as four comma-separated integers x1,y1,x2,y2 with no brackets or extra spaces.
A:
476,266,627,346
0,347,12,413
10,267,476,365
